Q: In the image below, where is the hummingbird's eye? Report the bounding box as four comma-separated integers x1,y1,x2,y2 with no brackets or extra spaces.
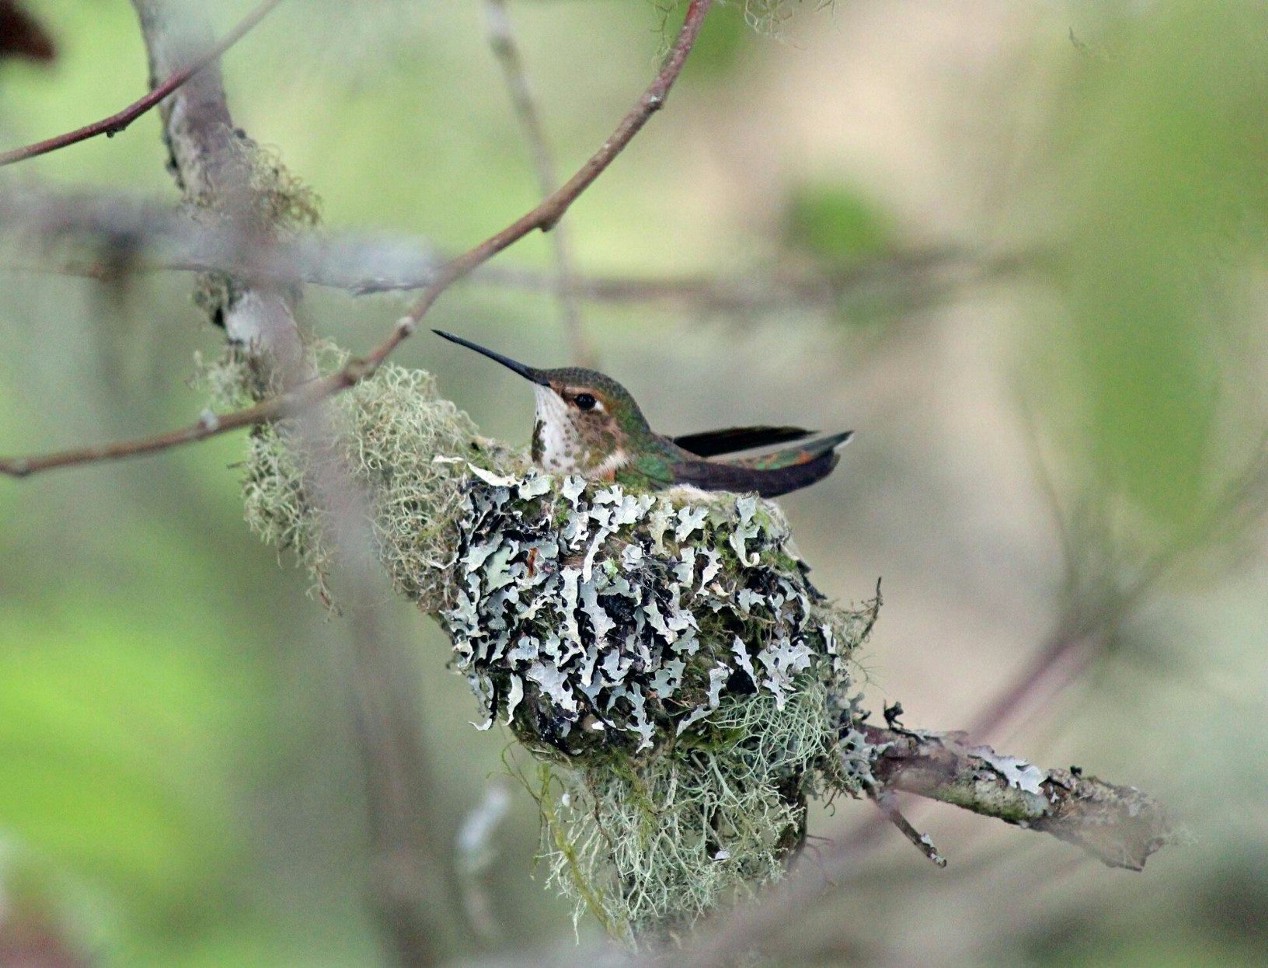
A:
574,392,597,411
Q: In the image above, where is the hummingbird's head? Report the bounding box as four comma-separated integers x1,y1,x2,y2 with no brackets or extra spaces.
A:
434,331,650,478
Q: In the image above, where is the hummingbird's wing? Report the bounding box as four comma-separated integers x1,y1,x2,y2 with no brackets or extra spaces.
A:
669,431,853,498
671,425,816,458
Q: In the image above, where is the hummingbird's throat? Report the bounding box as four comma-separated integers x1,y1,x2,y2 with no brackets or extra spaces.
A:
531,386,625,477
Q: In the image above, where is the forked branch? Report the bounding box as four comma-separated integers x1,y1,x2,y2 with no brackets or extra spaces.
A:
863,724,1176,871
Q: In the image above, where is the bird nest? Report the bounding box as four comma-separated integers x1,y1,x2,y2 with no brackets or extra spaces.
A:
444,469,875,939
206,345,878,941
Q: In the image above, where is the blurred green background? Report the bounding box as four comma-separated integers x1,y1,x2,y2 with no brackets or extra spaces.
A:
1,0,1265,965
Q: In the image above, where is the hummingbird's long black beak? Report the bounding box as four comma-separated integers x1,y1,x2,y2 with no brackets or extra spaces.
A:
433,330,550,386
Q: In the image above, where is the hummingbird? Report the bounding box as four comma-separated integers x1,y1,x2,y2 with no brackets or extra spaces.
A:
434,330,852,498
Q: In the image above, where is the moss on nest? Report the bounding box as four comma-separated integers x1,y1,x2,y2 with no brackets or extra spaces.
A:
203,344,519,609
443,470,876,940
207,345,878,942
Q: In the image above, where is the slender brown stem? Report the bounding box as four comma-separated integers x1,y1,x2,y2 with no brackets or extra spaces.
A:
0,366,354,477
396,0,712,325
0,0,715,480
872,792,946,868
0,0,283,167
0,242,990,311
484,0,594,366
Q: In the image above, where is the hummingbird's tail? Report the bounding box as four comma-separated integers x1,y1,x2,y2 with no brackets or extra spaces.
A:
670,431,853,498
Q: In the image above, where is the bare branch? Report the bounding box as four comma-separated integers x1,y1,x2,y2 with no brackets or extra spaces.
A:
0,184,987,310
970,431,1268,739
862,725,1176,871
484,0,594,365
0,367,362,478
872,791,947,868
0,0,715,480
0,185,441,293
0,182,1002,317
0,0,282,167
468,246,994,314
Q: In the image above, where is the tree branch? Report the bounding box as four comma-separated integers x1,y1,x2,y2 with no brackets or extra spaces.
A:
0,185,993,310
0,0,282,167
862,724,1176,871
484,0,593,365
606,722,1177,968
129,4,463,965
0,0,714,481
0,370,354,477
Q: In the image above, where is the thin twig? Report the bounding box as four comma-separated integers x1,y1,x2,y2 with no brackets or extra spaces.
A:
0,241,991,314
970,428,1268,739
484,0,594,366
0,366,361,477
0,0,715,480
0,0,283,167
0,182,1004,307
872,792,946,868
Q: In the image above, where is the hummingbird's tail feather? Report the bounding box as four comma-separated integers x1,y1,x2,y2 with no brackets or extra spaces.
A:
669,431,852,498
672,425,816,458
722,431,854,471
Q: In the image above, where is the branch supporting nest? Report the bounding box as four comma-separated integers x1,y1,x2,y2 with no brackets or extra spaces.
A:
863,724,1176,871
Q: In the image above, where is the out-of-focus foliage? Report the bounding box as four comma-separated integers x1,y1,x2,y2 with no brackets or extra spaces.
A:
784,181,894,268
1023,2,1267,549
0,1,1264,966
0,605,245,910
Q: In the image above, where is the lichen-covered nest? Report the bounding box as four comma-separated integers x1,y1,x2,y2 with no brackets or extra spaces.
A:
444,469,852,752
208,347,878,942
440,468,876,939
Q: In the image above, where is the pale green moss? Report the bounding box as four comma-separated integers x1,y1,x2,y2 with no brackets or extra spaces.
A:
203,345,518,609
